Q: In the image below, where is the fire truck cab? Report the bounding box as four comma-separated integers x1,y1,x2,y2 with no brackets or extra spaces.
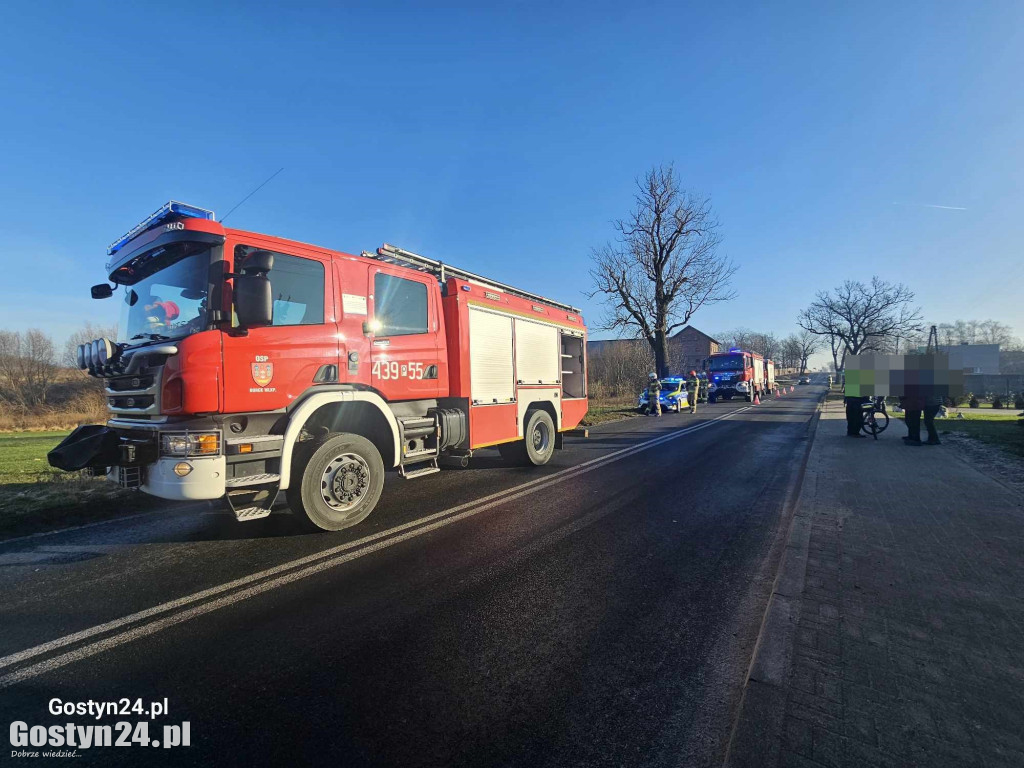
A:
704,348,765,402
49,202,588,531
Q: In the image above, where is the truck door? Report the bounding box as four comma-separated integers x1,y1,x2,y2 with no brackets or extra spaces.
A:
368,266,442,400
221,244,339,414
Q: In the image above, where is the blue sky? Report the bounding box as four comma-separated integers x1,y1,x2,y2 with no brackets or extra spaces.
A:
1,1,1021,364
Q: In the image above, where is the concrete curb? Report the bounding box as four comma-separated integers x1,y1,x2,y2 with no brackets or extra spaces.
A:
721,391,826,768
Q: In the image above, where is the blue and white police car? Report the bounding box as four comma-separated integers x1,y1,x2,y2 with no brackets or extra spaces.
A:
637,377,691,413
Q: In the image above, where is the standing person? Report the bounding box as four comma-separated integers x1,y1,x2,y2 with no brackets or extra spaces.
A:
902,391,925,446
647,373,662,417
922,391,943,445
844,394,868,437
686,370,700,414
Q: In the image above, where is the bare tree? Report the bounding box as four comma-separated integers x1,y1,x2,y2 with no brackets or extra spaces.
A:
797,300,847,373
714,328,755,352
748,332,779,361
977,320,1014,346
794,329,819,373
799,278,922,372
0,329,58,407
62,322,119,369
589,165,737,377
908,319,1014,350
779,334,801,371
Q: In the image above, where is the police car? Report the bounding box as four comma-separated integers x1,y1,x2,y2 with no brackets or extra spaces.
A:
638,377,691,413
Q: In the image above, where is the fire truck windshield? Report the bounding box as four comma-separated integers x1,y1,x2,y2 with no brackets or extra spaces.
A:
117,250,211,343
708,355,746,371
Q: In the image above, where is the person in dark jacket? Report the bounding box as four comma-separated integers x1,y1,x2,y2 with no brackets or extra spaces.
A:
845,395,869,437
922,392,943,445
902,392,925,445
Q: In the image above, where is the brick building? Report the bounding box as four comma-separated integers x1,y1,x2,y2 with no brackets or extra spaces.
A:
672,326,720,373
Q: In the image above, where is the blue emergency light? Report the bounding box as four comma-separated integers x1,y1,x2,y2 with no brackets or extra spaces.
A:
106,201,215,256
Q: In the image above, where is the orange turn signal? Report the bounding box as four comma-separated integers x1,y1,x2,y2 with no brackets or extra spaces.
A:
196,434,219,455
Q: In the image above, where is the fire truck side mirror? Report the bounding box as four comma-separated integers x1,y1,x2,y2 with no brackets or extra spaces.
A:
90,284,114,299
234,273,273,327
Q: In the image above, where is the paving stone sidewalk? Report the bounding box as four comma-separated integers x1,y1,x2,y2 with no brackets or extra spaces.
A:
727,399,1024,768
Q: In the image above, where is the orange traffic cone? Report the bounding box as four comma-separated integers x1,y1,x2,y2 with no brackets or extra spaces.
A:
753,393,761,405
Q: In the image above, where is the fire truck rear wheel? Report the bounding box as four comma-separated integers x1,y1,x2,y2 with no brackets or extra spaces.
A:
523,409,556,465
288,433,385,532
498,409,556,467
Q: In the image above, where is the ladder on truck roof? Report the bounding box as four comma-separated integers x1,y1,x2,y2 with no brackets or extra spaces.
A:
363,243,582,315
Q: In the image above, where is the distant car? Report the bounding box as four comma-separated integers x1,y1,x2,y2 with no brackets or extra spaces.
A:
798,376,811,384
638,377,690,413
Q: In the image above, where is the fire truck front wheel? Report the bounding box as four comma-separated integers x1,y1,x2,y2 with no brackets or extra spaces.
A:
287,433,385,532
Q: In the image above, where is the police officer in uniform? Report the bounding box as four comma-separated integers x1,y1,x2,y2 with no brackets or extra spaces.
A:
686,370,700,414
647,372,662,416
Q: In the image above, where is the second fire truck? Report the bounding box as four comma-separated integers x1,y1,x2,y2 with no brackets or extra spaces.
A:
705,348,770,402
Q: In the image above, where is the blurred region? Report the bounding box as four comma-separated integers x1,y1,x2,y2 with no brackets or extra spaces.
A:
845,353,965,399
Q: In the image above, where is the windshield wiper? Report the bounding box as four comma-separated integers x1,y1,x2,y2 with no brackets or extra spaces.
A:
130,333,171,341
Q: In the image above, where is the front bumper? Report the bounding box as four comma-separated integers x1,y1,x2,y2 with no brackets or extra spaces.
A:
109,456,226,500
638,397,683,409
49,424,226,501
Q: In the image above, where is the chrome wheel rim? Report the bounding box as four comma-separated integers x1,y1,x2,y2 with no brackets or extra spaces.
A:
320,453,371,512
531,421,551,453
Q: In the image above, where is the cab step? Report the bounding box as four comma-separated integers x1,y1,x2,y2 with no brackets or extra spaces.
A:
226,472,281,488
399,457,440,480
400,465,441,480
233,506,272,521
402,448,437,460
226,485,278,522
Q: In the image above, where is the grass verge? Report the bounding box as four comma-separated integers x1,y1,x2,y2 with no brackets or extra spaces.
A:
0,431,163,540
938,419,1024,457
582,398,642,426
885,410,1024,457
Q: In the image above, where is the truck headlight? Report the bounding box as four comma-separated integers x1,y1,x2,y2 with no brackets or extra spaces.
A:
160,432,221,457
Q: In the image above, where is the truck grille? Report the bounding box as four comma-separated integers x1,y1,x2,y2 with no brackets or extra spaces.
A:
107,374,156,392
106,371,162,420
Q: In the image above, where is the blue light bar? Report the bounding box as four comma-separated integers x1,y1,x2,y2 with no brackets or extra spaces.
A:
107,201,215,256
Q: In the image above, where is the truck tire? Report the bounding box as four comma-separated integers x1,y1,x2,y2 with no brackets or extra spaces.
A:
523,409,556,465
287,433,385,532
498,409,556,466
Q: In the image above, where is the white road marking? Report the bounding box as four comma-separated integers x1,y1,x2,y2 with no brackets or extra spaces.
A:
0,406,751,687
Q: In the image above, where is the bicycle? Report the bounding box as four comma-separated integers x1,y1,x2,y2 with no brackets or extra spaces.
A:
860,396,889,439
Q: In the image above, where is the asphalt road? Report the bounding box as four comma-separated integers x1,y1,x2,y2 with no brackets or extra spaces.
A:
1,384,823,767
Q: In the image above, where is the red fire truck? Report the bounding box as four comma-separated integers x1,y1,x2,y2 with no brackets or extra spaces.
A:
49,202,588,531
705,348,765,402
